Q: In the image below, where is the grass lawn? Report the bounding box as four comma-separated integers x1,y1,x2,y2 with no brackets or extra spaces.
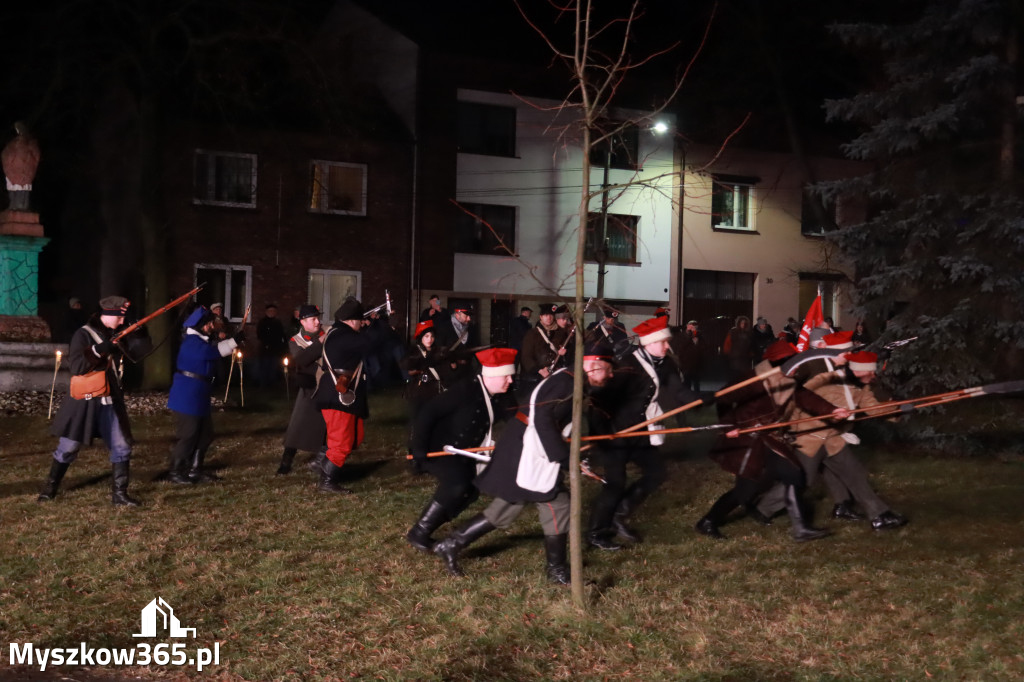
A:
1,387,1023,681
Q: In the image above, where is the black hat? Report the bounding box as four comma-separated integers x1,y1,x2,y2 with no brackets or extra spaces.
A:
334,296,364,321
583,337,616,364
298,304,321,320
602,305,618,318
554,304,569,319
540,304,557,317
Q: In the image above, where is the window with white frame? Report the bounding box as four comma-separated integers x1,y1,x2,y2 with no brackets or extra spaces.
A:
193,150,257,207
194,264,252,322
309,161,367,216
308,269,361,322
711,174,757,230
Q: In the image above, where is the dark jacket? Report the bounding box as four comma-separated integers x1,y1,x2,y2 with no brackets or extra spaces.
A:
590,347,700,450
315,322,371,417
401,342,451,410
409,376,515,459
50,318,132,444
284,329,327,452
709,361,839,479
476,370,576,503
520,323,568,376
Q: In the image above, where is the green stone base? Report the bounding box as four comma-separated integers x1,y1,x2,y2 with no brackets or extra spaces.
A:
0,233,49,316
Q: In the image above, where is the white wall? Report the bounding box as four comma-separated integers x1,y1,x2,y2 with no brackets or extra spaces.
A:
453,90,676,304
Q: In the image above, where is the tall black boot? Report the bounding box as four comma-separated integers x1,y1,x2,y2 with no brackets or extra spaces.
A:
189,449,221,483
307,448,327,473
432,513,495,577
695,490,736,539
406,500,449,553
317,459,352,494
38,459,70,502
276,448,297,475
586,511,622,551
168,446,195,485
612,486,649,543
544,534,571,585
785,485,830,542
111,461,141,507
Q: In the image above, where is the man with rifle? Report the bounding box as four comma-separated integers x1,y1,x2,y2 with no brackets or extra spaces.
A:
39,295,152,506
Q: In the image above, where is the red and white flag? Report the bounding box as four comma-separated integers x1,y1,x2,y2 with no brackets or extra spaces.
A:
795,295,824,352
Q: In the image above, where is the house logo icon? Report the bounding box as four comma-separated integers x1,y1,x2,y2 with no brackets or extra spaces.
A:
132,597,197,638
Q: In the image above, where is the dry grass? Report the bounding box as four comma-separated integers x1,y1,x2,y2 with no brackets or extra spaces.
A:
1,388,1023,680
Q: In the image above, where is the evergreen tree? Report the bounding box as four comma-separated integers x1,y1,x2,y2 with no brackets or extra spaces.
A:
821,0,1023,393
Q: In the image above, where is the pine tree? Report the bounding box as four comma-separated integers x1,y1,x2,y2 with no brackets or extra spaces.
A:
821,0,1024,393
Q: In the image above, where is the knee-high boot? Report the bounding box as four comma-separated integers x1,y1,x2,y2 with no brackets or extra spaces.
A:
38,459,70,502
111,461,141,507
190,449,221,483
406,500,450,552
317,459,352,494
785,485,830,542
432,513,495,577
612,486,649,543
544,534,571,585
276,448,297,475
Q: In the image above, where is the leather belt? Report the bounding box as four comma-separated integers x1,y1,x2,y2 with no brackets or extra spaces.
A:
515,412,530,426
177,370,209,381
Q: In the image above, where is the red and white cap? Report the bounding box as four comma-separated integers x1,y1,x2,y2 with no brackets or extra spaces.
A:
823,331,854,349
476,347,517,377
847,351,878,372
632,316,672,346
414,320,433,339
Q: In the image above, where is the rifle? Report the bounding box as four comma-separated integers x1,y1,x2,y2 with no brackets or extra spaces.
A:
732,380,1024,436
111,285,203,343
882,336,918,351
548,297,593,373
363,289,394,318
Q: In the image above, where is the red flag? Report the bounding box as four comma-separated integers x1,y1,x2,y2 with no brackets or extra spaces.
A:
795,295,824,352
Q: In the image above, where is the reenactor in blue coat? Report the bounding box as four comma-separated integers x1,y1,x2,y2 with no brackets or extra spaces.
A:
166,306,242,484
40,295,149,506
406,348,518,552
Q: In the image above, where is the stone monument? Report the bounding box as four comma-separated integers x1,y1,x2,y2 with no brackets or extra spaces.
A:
0,121,66,391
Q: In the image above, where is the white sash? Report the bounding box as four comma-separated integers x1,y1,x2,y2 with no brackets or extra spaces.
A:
515,368,569,492
634,351,666,446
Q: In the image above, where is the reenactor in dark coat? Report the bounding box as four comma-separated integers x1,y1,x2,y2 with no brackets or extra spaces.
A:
519,304,569,397
586,315,709,550
400,320,452,421
585,305,632,360
314,297,372,494
695,339,849,541
405,348,518,552
432,305,476,382
40,295,149,506
276,305,327,475
433,339,615,585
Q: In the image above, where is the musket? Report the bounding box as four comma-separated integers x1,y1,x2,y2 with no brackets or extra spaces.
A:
410,445,610,483
882,336,918,351
111,285,203,343
732,380,1024,436
363,290,394,318
548,297,593,373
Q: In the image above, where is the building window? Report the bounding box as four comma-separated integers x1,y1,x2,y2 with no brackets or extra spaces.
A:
308,269,361,321
589,124,639,171
457,102,516,157
711,174,757,230
194,264,252,322
585,212,639,264
193,150,257,208
801,187,838,236
455,203,516,255
310,161,367,216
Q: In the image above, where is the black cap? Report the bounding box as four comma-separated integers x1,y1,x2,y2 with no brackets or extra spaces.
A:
334,296,364,321
298,304,321,320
